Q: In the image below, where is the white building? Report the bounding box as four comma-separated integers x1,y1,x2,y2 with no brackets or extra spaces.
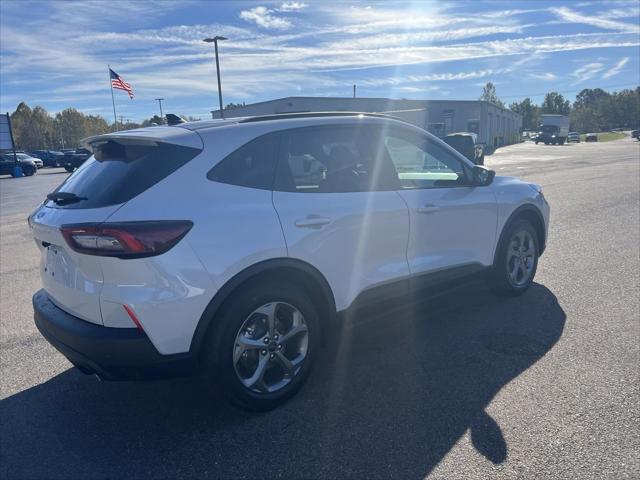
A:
212,96,522,147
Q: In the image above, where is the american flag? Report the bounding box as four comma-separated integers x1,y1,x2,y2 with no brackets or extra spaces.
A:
109,68,134,99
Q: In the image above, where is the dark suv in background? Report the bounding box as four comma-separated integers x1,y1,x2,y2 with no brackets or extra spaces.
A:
61,148,92,172
30,150,65,167
443,132,485,165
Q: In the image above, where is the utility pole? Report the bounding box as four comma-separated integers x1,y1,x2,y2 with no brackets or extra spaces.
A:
57,120,64,149
203,36,228,118
353,84,357,98
119,115,125,128
155,98,165,123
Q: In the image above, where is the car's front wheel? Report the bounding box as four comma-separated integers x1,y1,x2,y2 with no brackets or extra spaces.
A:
64,166,74,173
489,219,539,296
205,281,319,411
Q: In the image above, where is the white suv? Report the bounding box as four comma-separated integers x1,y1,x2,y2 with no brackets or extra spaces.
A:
30,113,549,410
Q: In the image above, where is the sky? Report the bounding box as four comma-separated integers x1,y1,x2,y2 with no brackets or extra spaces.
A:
0,0,639,122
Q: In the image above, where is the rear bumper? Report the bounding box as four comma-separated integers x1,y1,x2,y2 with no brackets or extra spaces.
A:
33,289,196,380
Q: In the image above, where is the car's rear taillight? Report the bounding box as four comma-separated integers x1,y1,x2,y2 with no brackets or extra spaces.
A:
60,221,193,258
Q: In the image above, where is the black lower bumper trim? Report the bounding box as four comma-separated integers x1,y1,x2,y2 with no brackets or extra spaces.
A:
33,289,195,380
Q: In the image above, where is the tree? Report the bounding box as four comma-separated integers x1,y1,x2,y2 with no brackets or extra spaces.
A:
509,97,540,131
541,92,571,115
10,102,55,151
141,115,164,127
225,102,244,110
573,88,609,110
479,82,504,108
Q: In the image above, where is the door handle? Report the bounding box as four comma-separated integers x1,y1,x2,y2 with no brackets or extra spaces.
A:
416,204,440,214
294,215,332,228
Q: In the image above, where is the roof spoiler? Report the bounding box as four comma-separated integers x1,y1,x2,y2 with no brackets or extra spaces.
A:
81,126,203,151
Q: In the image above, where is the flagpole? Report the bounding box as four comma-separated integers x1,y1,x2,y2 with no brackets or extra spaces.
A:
108,65,118,130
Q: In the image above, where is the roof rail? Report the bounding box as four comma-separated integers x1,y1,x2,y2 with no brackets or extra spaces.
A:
238,111,394,123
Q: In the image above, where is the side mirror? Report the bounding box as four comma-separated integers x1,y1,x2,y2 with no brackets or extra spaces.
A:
472,165,495,186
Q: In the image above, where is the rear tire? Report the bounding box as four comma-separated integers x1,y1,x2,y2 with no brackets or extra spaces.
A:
488,219,539,296
204,280,320,411
64,166,74,173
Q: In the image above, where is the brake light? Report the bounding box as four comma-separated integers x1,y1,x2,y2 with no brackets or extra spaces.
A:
60,221,193,258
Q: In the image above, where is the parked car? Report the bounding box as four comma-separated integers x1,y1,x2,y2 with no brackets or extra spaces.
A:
442,132,485,165
61,148,92,172
0,153,38,176
15,152,43,168
567,132,580,143
31,150,65,167
585,133,598,142
631,130,639,140
30,113,550,411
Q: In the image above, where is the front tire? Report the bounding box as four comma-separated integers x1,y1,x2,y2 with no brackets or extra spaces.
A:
489,220,539,296
64,166,74,173
204,281,320,411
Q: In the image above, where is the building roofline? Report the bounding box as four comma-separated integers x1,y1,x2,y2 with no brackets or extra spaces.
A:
213,96,515,111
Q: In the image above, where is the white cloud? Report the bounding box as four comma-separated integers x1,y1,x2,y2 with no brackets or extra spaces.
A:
552,6,640,33
571,62,605,84
530,72,558,80
239,6,292,30
277,2,307,12
603,57,629,78
397,86,440,93
322,24,534,50
599,6,640,19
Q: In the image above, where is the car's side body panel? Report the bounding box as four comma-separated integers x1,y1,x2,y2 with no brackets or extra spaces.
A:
490,176,550,257
273,190,410,311
398,185,499,275
100,146,287,353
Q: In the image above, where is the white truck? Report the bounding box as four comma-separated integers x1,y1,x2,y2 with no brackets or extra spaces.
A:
536,114,570,145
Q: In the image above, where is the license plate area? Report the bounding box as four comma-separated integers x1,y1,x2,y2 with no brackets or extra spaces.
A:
44,244,69,285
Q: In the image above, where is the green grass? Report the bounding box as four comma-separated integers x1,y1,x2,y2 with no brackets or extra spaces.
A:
579,132,626,142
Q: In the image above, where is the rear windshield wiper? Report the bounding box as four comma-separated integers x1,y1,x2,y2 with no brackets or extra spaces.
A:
46,191,88,205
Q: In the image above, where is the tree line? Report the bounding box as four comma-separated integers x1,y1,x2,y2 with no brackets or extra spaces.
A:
483,83,640,133
7,103,200,151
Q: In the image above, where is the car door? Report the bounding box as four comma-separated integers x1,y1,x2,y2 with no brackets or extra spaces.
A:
272,123,410,312
375,125,498,286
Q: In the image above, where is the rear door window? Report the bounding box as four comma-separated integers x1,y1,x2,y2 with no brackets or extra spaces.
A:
50,140,201,209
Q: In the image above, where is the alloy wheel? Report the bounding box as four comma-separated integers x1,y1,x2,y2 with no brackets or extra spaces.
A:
507,230,536,286
233,302,309,394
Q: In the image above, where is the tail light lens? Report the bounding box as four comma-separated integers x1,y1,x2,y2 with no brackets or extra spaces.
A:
60,221,193,258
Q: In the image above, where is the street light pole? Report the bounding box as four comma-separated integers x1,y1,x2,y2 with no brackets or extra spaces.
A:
155,98,165,123
203,36,227,119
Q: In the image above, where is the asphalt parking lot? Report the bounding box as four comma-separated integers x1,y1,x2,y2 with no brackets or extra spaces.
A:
1,139,639,479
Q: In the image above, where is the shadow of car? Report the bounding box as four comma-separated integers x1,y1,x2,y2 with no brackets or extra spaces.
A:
1,281,565,478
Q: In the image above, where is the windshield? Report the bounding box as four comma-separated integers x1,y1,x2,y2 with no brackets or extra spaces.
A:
539,125,559,134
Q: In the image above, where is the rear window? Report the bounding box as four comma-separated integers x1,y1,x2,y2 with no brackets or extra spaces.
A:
50,140,201,209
